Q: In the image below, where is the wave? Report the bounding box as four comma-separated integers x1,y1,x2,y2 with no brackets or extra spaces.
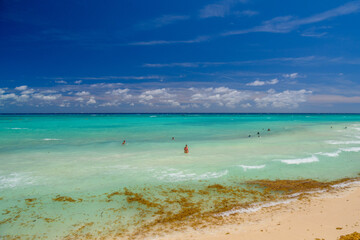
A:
43,138,61,141
155,169,228,182
239,165,266,171
216,179,360,217
316,147,360,158
280,155,319,165
326,140,360,145
6,127,28,130
216,199,296,217
0,173,36,189
316,150,341,157
340,147,360,152
332,180,360,189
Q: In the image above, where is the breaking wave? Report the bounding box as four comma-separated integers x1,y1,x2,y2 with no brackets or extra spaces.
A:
280,155,319,165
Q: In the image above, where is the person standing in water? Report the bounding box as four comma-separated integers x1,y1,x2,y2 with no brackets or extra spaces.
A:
122,140,126,145
184,144,189,154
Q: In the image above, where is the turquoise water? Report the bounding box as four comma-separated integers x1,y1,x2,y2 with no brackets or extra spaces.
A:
1,114,360,238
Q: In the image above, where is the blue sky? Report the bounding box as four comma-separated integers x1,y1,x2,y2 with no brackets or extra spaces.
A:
1,0,360,113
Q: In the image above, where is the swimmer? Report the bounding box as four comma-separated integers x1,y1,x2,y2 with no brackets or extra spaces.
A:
122,140,126,145
257,132,260,135
248,135,251,138
172,137,175,140
268,128,271,131
184,144,189,154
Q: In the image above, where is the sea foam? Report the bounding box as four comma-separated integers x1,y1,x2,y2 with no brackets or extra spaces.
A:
326,140,360,145
216,199,296,217
239,165,266,171
281,155,319,165
155,169,228,182
43,138,61,141
0,173,35,189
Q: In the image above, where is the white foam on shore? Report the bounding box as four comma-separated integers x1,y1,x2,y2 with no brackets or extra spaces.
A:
155,169,228,182
43,138,61,141
332,180,360,189
216,199,296,217
239,165,266,171
288,189,327,197
7,128,28,130
281,155,319,165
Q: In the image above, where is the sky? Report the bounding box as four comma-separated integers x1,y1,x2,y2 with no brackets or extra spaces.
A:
1,0,360,113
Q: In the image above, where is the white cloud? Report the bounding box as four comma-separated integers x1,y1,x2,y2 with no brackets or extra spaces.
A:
0,93,18,100
33,93,61,101
283,73,298,79
224,1,360,35
87,97,96,105
138,15,190,29
55,80,67,84
15,85,28,91
241,103,252,108
255,89,312,108
21,89,35,95
190,87,251,108
246,80,265,86
138,88,179,107
75,91,90,96
246,78,279,86
129,36,210,46
199,0,247,18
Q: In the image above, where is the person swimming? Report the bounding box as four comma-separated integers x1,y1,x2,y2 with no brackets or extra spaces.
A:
184,144,189,154
122,140,126,145
172,137,175,140
268,128,271,131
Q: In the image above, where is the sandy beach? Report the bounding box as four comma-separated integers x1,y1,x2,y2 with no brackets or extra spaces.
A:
155,183,360,240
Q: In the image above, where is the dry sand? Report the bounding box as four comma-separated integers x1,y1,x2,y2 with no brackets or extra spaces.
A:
152,184,360,240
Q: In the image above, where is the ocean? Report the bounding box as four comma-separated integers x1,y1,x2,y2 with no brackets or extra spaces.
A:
1,114,360,239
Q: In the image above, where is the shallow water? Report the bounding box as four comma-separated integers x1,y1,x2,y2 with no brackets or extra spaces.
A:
1,114,360,238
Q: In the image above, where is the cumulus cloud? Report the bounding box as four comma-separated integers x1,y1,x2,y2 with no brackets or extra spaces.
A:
0,83,314,110
55,80,67,84
246,78,279,86
33,93,62,101
138,88,179,107
190,87,251,108
75,91,90,96
283,73,298,78
87,97,96,104
255,89,312,108
15,85,28,91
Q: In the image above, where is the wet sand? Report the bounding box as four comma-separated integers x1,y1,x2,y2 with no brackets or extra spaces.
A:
155,184,360,240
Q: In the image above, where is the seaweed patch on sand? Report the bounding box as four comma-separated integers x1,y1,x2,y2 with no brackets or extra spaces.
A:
338,232,360,240
1,177,359,239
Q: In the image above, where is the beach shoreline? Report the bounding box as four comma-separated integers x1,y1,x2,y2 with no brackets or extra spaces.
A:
149,183,360,240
